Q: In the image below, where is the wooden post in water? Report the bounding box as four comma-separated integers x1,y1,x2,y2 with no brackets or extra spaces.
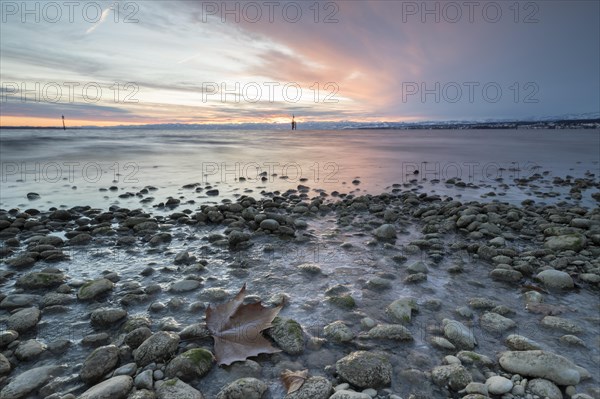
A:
62,115,66,130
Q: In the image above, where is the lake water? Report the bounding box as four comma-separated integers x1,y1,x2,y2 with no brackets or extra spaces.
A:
1,128,599,398
1,128,599,211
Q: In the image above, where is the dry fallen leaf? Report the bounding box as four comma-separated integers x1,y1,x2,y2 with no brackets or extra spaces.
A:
281,369,309,394
206,283,282,366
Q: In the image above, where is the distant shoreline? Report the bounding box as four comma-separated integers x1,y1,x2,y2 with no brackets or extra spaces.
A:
1,118,599,130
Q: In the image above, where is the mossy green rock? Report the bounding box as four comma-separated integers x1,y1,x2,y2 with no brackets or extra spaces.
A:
386,298,418,324
431,364,472,391
16,272,65,289
324,321,354,343
456,351,494,367
216,377,267,399
78,278,114,300
133,331,180,366
545,234,586,252
268,317,304,355
156,378,204,399
122,316,152,333
361,324,413,341
327,295,356,310
335,351,392,389
297,263,322,275
165,348,214,381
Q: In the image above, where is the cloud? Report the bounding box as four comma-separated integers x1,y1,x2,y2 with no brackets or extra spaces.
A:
86,8,112,34
1,0,598,124
1,100,135,121
186,0,600,120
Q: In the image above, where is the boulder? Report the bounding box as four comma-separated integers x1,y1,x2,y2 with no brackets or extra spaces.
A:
499,350,583,385
335,351,392,388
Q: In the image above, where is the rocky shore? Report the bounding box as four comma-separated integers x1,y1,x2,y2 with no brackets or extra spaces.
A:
1,182,599,399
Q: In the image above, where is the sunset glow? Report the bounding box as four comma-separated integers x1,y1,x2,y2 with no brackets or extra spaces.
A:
1,1,599,127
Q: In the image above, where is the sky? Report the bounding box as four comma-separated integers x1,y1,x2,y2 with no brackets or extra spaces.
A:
0,0,599,127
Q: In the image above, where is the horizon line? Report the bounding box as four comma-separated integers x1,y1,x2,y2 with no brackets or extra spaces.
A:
2,117,599,130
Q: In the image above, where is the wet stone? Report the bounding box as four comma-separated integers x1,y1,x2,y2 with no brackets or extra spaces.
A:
90,307,127,327
284,376,332,399
164,348,214,382
335,351,392,389
78,375,133,399
215,377,266,399
268,317,304,355
7,307,40,333
80,344,120,384
78,278,114,300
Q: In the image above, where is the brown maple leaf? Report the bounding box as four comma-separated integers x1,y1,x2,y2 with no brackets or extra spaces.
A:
206,283,282,366
281,369,309,394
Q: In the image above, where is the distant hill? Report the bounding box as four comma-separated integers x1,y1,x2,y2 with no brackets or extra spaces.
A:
2,114,599,130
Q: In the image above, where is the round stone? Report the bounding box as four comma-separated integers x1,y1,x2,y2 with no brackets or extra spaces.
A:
486,375,513,395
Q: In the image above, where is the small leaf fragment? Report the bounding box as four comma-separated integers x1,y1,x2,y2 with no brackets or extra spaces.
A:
281,369,308,393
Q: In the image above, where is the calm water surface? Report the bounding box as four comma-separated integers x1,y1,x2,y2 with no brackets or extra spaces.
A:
1,128,599,210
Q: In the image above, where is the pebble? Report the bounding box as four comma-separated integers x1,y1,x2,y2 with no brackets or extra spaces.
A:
78,376,133,399
80,344,120,384
133,331,180,366
285,376,332,399
430,336,456,350
329,391,371,399
113,363,137,377
540,316,583,334
324,321,354,342
0,365,65,399
431,364,472,391
442,319,477,349
505,334,542,351
134,370,154,390
268,317,304,355
536,269,574,290
480,312,516,334
15,339,47,361
499,350,583,386
77,278,114,300
0,185,598,399
0,353,11,375
215,377,267,399
374,224,396,240
486,375,513,395
527,378,563,399
336,351,392,389
386,298,418,324
90,307,127,327
7,307,40,332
